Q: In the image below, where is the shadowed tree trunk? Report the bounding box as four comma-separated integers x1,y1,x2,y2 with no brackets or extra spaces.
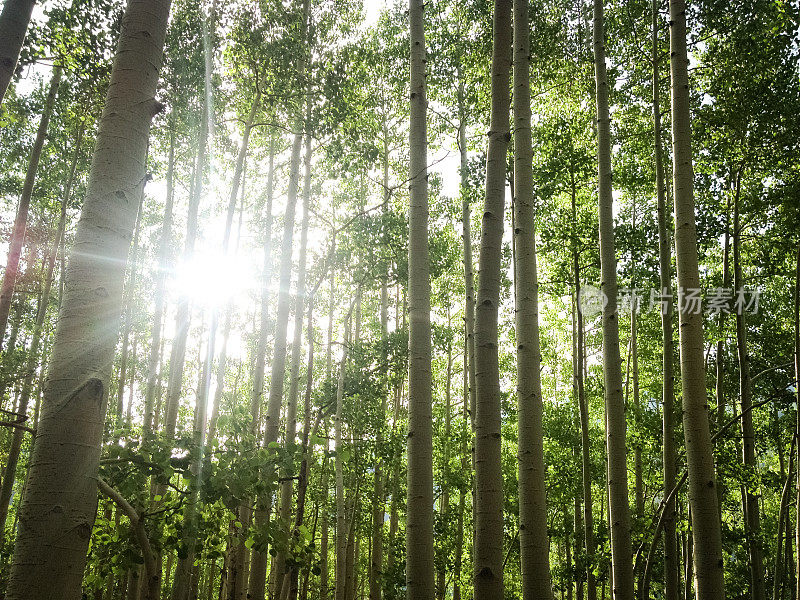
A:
651,3,678,598
115,196,144,423
251,3,310,595
573,173,596,600
592,1,634,598
734,171,765,600
369,125,391,600
335,303,355,600
242,132,276,600
406,1,435,600
0,0,36,105
5,1,171,597
669,1,725,597
275,122,312,600
473,2,511,599
513,0,554,597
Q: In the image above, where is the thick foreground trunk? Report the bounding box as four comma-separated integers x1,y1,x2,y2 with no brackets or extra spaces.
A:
669,1,725,598
513,0,554,597
6,1,171,597
473,2,512,599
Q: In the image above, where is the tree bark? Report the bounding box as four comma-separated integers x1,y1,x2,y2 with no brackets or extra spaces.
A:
407,2,435,600
734,172,765,600
275,122,312,600
335,305,354,600
714,196,731,519
669,1,725,597
437,320,453,600
0,65,61,351
5,1,171,596
245,133,275,598
795,239,800,600
280,294,317,600
251,3,311,591
572,172,596,600
775,444,794,600
370,132,390,600
0,0,36,105
652,4,678,598
592,2,635,598
473,2,511,599
513,1,554,597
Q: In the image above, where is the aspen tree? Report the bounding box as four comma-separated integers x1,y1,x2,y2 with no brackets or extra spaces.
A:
250,2,311,596
513,0,554,597
0,0,36,105
734,175,765,600
5,1,172,597
669,1,725,597
592,1,634,597
0,65,61,351
407,1,435,599
473,2,511,598
652,3,678,598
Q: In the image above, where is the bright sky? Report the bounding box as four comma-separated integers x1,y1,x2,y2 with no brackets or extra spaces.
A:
364,0,387,28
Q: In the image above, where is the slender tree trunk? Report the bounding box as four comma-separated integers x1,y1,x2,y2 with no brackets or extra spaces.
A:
436,326,453,600
453,329,469,600
775,446,794,600
335,306,355,600
172,5,219,595
734,173,765,600
795,239,800,600
280,294,316,600
456,56,475,600
0,148,72,543
245,133,276,600
252,5,311,597
669,1,725,597
407,2,435,600
629,206,643,521
652,5,678,598
275,125,312,600
0,65,61,351
0,0,36,105
573,181,596,600
513,1,554,597
714,193,731,523
162,116,206,441
473,2,511,599
592,2,634,598
144,122,176,436
369,128,391,600
457,61,476,440
5,1,171,596
215,153,252,600
321,440,330,600
116,196,144,422
320,265,336,600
